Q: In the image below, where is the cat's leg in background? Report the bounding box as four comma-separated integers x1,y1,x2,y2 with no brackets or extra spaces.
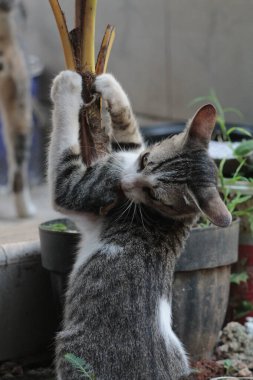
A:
0,78,36,217
94,74,144,150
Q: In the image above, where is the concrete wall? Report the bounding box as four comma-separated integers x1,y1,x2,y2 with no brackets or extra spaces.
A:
23,0,253,123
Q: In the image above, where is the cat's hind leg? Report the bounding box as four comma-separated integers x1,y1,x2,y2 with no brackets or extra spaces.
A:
94,74,144,150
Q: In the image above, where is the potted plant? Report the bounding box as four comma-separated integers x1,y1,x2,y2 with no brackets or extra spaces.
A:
223,142,253,323
39,219,80,317
190,93,253,324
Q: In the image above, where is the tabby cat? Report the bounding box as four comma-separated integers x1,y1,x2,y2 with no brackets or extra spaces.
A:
0,0,35,217
49,70,231,380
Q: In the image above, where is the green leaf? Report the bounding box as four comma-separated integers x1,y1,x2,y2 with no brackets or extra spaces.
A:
227,126,252,138
188,96,212,107
223,358,234,375
223,359,232,369
209,89,224,119
223,107,244,119
233,158,247,178
49,223,68,232
234,140,253,157
234,300,253,319
64,354,96,379
230,271,249,284
216,116,227,140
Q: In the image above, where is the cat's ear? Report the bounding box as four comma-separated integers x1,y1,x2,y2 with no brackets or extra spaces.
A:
187,104,216,147
191,187,232,227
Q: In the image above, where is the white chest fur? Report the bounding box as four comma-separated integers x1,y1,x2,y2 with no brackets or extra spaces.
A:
71,214,103,275
158,297,188,365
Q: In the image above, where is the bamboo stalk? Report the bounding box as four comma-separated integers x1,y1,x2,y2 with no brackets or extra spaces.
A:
96,24,115,74
81,0,97,72
49,0,76,70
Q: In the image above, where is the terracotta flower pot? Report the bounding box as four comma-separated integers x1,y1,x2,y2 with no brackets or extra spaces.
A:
173,220,239,359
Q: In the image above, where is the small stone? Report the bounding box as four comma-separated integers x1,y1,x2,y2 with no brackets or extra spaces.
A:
11,365,24,376
237,367,253,377
2,374,14,379
0,363,16,372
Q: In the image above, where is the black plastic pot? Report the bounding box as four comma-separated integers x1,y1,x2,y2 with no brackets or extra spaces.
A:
39,218,239,360
39,219,80,318
140,122,253,144
172,219,239,359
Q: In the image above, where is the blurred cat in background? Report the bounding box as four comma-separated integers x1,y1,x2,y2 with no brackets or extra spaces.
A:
0,0,35,217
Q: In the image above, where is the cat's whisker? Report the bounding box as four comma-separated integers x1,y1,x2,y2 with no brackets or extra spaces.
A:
114,199,133,223
129,203,137,229
112,135,123,153
138,204,147,232
141,207,155,227
112,199,129,215
142,205,153,227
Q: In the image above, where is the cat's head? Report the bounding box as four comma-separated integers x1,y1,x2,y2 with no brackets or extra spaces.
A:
121,104,231,227
0,0,19,12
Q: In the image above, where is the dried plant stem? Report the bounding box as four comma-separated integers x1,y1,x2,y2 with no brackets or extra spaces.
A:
49,0,115,169
81,0,97,72
49,0,76,70
96,25,116,74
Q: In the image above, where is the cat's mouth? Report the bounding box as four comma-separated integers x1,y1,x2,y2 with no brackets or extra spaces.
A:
121,177,150,204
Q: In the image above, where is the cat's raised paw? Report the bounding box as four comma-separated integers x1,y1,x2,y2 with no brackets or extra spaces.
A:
51,70,82,103
94,73,124,103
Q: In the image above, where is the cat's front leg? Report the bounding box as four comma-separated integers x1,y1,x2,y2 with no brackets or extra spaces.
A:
49,71,120,214
50,70,83,157
49,70,83,190
48,70,83,208
94,74,143,149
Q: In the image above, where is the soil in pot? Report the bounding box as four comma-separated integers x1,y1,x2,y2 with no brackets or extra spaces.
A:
191,359,225,380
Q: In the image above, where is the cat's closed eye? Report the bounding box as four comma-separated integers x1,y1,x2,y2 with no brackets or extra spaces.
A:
140,152,150,170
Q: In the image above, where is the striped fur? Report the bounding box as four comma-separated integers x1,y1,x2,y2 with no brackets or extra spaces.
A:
0,1,35,217
49,71,230,380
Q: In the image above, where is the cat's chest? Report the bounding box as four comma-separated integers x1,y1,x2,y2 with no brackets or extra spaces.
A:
72,214,183,281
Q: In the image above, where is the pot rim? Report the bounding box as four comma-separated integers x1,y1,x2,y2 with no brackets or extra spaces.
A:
39,218,80,236
192,218,239,233
40,217,240,235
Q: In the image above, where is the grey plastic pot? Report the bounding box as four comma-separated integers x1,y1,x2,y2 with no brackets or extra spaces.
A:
173,219,239,359
39,218,239,360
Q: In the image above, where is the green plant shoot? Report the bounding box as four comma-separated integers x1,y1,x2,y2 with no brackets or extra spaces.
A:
64,353,96,379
